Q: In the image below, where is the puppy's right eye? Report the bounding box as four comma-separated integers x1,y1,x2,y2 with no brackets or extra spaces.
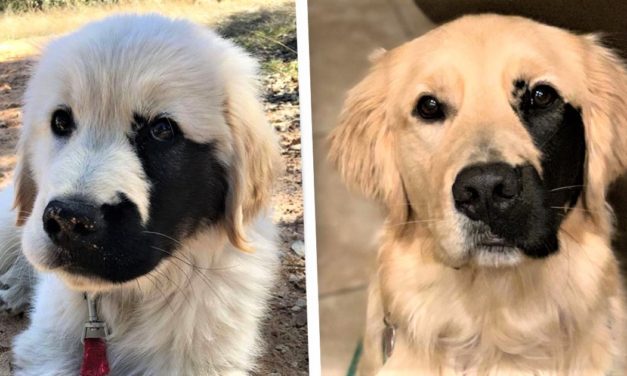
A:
413,95,445,121
51,109,75,137
150,118,178,142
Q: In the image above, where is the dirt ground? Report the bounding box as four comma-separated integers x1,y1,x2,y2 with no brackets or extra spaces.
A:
0,3,306,375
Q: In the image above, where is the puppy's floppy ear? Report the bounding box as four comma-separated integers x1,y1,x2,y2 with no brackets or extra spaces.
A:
328,53,408,225
222,50,281,252
13,139,36,226
581,35,627,220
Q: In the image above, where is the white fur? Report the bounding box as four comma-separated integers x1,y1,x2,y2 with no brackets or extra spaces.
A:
0,14,280,375
0,187,32,314
12,217,278,375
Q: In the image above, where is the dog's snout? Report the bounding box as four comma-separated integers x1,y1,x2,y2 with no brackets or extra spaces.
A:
43,198,103,248
452,163,521,221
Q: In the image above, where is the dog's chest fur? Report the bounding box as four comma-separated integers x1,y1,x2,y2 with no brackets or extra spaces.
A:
12,219,278,376
362,215,626,375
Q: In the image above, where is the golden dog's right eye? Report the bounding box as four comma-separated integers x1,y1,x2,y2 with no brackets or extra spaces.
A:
50,108,75,137
530,85,558,109
413,95,445,121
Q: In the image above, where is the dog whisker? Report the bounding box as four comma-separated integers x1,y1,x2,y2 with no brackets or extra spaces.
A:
384,202,433,207
149,246,201,269
560,228,581,246
148,248,218,296
550,206,600,213
191,267,220,296
142,231,185,247
143,231,216,269
161,255,195,291
149,246,240,272
152,268,193,306
158,255,219,298
385,218,445,227
157,251,202,296
144,273,176,314
549,185,584,192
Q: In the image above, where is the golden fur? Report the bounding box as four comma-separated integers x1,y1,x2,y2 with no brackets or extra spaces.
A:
329,14,627,375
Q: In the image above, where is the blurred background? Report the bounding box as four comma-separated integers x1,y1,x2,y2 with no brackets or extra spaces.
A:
0,1,306,375
308,1,627,374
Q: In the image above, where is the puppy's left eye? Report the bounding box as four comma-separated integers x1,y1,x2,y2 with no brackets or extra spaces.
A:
530,85,558,108
150,118,178,141
51,108,75,137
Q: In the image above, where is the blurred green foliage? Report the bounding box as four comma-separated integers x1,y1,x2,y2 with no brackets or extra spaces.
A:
217,8,297,76
0,0,119,12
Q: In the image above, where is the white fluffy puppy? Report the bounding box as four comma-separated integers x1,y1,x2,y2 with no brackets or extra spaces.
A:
0,13,281,375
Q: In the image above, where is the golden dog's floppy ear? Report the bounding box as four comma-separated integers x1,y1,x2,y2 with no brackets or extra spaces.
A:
13,140,36,226
328,54,408,224
222,53,281,252
581,36,627,221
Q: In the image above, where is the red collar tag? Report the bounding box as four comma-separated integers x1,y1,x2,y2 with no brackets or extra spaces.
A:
80,337,110,376
80,295,110,376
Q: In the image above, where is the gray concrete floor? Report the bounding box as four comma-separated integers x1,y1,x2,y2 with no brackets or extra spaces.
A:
308,1,434,374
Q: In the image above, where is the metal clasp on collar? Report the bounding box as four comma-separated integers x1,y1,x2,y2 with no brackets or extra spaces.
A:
82,294,110,343
382,315,396,364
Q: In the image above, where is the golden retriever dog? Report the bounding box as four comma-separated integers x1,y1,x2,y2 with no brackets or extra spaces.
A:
329,14,627,375
0,14,280,375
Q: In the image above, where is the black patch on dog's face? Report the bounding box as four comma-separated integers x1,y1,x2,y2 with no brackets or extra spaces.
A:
131,114,228,241
512,81,586,213
504,80,586,257
454,81,586,259
47,114,229,283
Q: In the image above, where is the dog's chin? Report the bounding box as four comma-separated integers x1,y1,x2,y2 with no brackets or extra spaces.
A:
22,253,120,292
55,270,124,292
470,245,524,268
436,228,541,268
26,249,139,292
469,233,524,267
51,254,161,292
22,229,159,292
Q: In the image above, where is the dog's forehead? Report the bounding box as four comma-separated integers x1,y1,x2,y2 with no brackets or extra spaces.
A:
29,14,230,144
393,15,585,98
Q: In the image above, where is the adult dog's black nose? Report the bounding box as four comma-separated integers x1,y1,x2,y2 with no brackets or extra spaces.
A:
43,198,103,248
452,163,521,222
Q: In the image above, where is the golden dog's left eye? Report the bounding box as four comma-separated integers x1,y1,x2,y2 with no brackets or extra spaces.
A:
413,95,445,121
150,118,177,141
531,85,558,108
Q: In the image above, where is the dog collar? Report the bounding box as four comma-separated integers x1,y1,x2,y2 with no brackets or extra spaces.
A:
382,315,396,364
80,294,110,376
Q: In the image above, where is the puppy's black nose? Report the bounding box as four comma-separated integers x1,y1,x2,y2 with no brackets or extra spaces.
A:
43,198,103,248
452,163,521,222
